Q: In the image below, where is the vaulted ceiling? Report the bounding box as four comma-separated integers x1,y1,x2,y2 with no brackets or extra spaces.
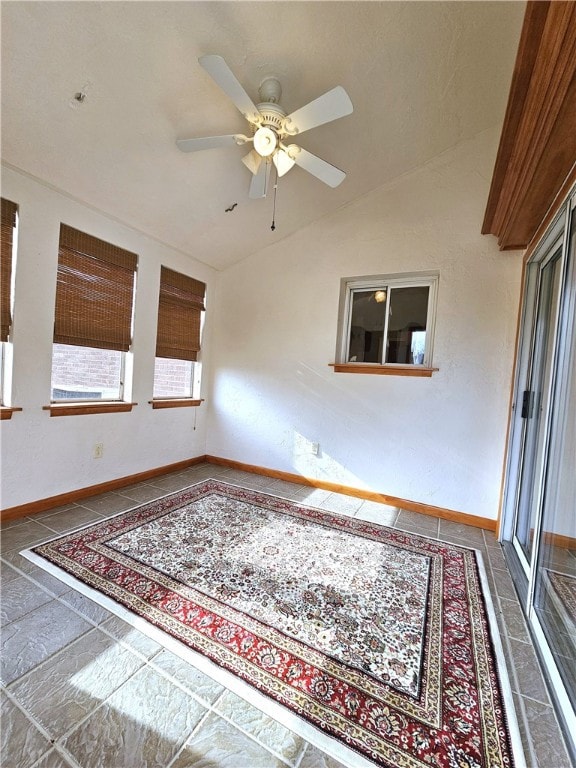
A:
1,1,525,270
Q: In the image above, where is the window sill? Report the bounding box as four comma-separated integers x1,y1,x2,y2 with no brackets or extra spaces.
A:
0,406,23,420
43,402,137,417
149,399,203,409
329,363,438,377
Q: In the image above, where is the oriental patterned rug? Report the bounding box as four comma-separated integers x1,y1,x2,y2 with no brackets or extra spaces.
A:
24,480,522,768
548,570,576,623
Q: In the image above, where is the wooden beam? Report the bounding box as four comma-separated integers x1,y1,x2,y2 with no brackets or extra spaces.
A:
483,1,576,250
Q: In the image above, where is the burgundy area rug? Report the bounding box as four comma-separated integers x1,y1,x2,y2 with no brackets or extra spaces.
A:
25,480,521,768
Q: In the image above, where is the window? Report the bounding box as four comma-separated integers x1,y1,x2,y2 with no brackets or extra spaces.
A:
1,198,18,409
335,272,438,374
152,266,205,403
51,224,137,403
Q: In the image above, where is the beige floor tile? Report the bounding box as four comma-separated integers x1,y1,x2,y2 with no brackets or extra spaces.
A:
58,590,113,626
395,510,439,536
298,744,350,768
61,666,207,768
32,748,77,767
0,575,53,626
22,566,73,598
354,500,399,526
9,628,146,739
522,696,573,768
100,615,162,659
1,516,31,530
28,503,80,521
264,479,310,499
218,469,261,485
117,484,166,503
1,600,92,686
171,712,286,768
80,492,138,515
491,567,520,602
38,506,105,533
499,596,530,643
1,548,44,575
319,493,364,517
484,543,508,570
150,648,225,705
213,689,305,764
1,692,52,768
0,558,21,584
146,473,192,492
0,520,56,552
508,637,551,705
297,488,332,507
438,519,485,546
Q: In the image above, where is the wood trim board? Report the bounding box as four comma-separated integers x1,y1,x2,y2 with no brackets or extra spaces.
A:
0,456,208,521
1,455,496,532
205,456,497,532
482,1,576,250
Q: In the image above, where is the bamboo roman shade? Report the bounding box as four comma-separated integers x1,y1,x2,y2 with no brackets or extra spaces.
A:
1,198,18,343
54,224,138,351
156,267,205,361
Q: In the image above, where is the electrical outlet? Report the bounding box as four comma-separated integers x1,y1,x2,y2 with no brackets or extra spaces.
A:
311,442,320,456
93,443,104,459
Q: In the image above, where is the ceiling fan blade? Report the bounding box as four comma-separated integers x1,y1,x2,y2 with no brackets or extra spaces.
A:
199,54,260,123
249,160,271,199
286,145,346,188
176,135,241,152
283,86,353,136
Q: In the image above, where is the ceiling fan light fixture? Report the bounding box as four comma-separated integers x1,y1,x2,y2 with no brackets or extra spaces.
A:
253,126,277,157
241,149,262,175
272,149,296,177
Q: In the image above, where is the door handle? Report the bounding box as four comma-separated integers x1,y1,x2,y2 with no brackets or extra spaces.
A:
521,390,533,419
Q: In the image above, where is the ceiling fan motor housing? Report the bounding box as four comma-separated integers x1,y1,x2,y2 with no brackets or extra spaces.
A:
254,102,286,134
258,77,282,104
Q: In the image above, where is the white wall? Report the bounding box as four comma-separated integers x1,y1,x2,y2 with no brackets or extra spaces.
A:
206,129,524,521
1,166,215,509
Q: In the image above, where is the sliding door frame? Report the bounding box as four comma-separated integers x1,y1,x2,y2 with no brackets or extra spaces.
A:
500,187,576,757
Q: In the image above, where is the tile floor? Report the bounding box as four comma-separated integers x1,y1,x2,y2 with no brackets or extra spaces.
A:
1,462,573,768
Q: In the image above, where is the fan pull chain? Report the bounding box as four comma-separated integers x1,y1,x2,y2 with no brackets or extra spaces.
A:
271,164,279,231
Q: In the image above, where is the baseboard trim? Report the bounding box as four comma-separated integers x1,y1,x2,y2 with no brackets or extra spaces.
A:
542,531,576,550
1,452,497,532
205,455,497,532
1,456,208,521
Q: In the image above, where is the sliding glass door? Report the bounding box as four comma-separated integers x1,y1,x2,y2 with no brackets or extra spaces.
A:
512,244,563,571
501,189,576,754
531,205,576,713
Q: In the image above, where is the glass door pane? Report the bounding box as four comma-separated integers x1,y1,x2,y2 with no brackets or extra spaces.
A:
513,248,563,567
533,209,576,710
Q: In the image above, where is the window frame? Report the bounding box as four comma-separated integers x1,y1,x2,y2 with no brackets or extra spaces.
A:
50,344,127,404
47,223,138,413
335,271,439,373
1,199,18,411
152,357,199,401
151,266,206,409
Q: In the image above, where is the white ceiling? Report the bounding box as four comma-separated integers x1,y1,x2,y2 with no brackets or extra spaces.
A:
1,1,525,271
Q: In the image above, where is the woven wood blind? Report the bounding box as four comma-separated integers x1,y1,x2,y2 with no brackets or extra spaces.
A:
1,198,18,342
54,224,138,351
156,266,206,361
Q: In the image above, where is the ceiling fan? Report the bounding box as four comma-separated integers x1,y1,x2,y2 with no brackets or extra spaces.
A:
177,55,353,199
